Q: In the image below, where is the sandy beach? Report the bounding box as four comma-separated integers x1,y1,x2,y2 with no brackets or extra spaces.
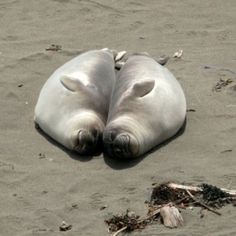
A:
0,0,236,235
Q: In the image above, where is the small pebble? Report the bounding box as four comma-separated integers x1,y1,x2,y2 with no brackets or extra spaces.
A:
38,153,46,159
59,221,72,231
100,205,108,211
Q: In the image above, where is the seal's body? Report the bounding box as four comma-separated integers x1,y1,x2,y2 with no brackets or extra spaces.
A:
103,55,186,158
35,49,116,155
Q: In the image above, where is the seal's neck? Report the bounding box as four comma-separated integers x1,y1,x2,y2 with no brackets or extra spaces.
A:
68,110,105,131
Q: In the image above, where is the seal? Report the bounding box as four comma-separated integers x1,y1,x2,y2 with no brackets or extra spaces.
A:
34,49,116,155
103,54,186,158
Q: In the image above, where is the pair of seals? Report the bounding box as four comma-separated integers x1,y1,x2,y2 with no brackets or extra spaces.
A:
35,49,116,155
34,49,186,158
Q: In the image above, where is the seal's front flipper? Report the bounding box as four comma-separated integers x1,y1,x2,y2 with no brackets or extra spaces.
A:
131,80,155,97
60,75,97,93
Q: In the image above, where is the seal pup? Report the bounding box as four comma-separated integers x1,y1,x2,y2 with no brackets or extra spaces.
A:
34,49,116,155
103,54,186,158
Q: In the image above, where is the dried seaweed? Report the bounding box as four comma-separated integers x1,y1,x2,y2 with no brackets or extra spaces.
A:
200,183,233,208
105,182,236,235
150,183,190,205
150,183,236,209
105,210,151,234
213,78,233,91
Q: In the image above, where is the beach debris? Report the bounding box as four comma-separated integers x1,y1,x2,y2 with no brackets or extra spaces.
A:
18,84,23,87
220,149,232,153
213,78,233,92
105,182,236,235
71,203,78,209
160,204,184,228
46,44,62,52
105,210,152,236
157,55,170,66
59,221,72,231
115,51,127,62
173,49,183,58
187,108,196,112
100,205,108,211
151,182,236,211
38,153,46,159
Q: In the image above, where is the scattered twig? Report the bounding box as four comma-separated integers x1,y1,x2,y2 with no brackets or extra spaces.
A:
167,183,202,192
167,182,236,196
213,78,233,92
220,149,232,153
46,44,62,51
112,226,127,236
187,108,196,112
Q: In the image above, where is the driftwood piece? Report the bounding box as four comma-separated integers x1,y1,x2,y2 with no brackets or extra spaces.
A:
112,226,127,236
160,205,184,228
167,183,236,196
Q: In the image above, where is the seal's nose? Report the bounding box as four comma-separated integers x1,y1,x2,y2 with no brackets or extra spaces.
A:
74,129,101,155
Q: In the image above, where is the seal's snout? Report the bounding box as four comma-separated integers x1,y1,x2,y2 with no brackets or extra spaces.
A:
103,131,139,159
74,129,101,155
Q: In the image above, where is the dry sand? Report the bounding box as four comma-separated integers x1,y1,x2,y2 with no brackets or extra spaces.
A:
0,0,236,235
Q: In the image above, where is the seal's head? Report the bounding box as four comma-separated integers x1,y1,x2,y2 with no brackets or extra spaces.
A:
103,130,139,158
68,112,104,155
103,117,143,159
72,128,102,155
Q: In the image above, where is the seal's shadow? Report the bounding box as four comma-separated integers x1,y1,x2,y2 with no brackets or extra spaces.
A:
103,119,187,170
35,119,186,166
35,125,101,162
